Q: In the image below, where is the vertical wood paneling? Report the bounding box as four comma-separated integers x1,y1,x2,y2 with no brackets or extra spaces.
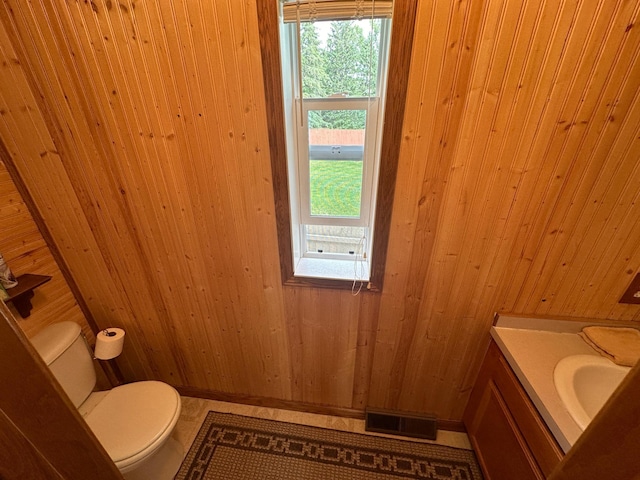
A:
369,0,640,420
0,160,87,337
369,0,488,416
284,288,357,406
0,0,639,423
0,0,296,399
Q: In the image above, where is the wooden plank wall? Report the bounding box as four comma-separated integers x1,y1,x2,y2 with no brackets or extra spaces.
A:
369,0,640,419
0,0,638,422
0,156,93,339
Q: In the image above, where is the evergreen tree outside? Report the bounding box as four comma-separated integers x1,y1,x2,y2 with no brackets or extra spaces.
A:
325,21,369,97
300,22,328,128
300,19,381,129
365,20,382,96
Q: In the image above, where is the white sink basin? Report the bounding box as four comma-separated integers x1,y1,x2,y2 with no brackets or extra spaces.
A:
553,355,631,430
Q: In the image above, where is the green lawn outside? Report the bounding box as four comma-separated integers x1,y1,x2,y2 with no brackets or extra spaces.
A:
309,160,363,217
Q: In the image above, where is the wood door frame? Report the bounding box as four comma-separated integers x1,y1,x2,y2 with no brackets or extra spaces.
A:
0,301,122,479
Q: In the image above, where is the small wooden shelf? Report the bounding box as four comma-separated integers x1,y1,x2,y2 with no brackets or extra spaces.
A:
4,274,52,318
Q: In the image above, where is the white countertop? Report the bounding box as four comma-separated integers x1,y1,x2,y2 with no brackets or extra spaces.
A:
490,318,602,453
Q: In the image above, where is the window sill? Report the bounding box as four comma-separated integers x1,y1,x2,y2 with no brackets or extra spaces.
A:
295,256,370,281
283,257,377,292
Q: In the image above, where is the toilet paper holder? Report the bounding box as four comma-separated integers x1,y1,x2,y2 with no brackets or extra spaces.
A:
94,327,125,360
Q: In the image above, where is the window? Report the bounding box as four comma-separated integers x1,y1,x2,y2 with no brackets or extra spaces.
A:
257,0,417,291
282,9,391,283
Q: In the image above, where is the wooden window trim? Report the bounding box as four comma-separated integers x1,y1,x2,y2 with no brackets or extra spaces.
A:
256,0,417,292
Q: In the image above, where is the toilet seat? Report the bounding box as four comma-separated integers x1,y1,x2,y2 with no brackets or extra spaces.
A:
83,381,181,473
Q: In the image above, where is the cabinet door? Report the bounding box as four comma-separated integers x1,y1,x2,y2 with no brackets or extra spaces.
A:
469,378,544,480
493,354,563,476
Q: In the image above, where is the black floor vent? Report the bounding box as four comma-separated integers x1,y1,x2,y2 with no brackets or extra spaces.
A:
365,409,437,440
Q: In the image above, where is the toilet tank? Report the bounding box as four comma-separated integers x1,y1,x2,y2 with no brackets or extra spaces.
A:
31,321,97,408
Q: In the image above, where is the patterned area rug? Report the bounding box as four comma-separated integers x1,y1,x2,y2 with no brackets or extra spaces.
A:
174,412,483,479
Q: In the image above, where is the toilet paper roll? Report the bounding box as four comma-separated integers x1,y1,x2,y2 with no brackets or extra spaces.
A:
94,328,125,360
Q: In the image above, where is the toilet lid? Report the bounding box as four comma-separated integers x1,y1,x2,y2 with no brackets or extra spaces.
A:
84,381,181,468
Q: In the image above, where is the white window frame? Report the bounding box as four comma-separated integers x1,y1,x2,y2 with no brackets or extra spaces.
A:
296,97,380,228
280,13,392,281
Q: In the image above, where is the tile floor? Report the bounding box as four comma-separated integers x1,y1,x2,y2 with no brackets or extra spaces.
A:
172,396,473,461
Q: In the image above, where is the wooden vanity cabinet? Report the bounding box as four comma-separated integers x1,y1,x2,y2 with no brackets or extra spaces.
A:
464,341,564,479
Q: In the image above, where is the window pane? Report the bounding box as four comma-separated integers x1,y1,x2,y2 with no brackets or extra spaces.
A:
308,109,365,218
305,225,367,255
301,20,382,99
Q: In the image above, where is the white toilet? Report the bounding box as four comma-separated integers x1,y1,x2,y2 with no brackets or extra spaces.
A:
31,321,183,480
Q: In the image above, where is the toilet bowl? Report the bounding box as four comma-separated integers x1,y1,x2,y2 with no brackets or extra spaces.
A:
82,381,182,476
31,322,183,480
